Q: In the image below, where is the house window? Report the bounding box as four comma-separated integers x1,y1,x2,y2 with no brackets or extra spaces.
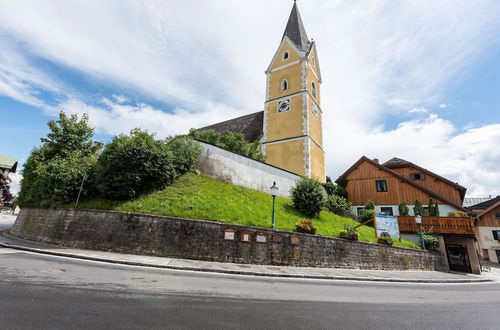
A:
283,51,289,60
375,180,387,192
312,82,317,98
495,212,500,219
356,207,364,218
281,79,288,91
411,172,424,181
380,207,394,216
492,230,500,241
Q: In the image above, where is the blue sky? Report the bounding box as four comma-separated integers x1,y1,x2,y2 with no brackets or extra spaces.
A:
1,0,500,197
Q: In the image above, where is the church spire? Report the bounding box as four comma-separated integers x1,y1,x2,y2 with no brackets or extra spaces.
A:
282,1,310,52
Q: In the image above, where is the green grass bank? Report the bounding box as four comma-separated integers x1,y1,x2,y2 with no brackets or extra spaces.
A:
75,172,419,249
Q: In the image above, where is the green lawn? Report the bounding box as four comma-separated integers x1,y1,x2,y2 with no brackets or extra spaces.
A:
76,172,419,249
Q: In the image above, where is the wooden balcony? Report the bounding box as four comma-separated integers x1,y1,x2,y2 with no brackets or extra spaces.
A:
397,216,475,236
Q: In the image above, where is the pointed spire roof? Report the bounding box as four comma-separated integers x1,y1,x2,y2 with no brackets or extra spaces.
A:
283,1,310,52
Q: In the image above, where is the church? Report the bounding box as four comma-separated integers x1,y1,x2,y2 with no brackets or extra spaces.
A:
200,2,326,182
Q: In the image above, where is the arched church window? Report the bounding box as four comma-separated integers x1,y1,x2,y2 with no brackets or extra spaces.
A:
283,51,289,60
281,79,288,91
312,82,316,98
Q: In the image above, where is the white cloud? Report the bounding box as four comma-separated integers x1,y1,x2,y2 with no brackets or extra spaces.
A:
8,173,22,197
0,0,500,197
57,98,241,138
326,114,500,197
408,107,428,114
439,104,450,109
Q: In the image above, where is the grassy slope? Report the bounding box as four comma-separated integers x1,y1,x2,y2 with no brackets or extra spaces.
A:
77,172,419,249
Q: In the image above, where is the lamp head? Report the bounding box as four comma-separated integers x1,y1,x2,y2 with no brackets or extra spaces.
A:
270,181,279,197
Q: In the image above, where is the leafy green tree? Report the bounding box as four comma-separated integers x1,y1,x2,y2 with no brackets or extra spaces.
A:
398,201,410,216
413,200,424,217
96,129,177,200
18,111,100,207
290,177,324,218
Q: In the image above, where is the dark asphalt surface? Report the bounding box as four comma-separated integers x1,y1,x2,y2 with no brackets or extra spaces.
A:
1,248,500,329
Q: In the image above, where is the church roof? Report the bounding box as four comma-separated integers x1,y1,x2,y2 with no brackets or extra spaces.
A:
283,1,311,52
198,111,264,143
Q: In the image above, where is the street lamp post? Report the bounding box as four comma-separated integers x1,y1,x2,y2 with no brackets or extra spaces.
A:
270,182,279,230
415,215,426,250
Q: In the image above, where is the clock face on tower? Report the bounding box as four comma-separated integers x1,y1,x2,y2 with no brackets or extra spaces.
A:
277,98,291,113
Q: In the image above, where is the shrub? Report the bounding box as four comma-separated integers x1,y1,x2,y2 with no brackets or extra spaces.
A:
189,129,265,161
324,195,352,217
359,209,375,222
365,200,375,210
423,234,440,251
398,201,410,216
339,224,359,240
290,177,324,218
295,220,317,234
165,135,202,176
428,198,440,217
96,129,176,200
323,176,348,198
413,200,424,217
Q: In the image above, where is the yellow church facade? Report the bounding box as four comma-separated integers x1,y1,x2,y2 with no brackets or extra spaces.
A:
200,2,326,182
262,2,325,182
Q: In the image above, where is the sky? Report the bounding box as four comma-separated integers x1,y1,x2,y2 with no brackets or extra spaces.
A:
1,0,500,198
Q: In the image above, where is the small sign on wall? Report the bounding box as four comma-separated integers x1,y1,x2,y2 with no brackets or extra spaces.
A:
290,234,300,245
241,231,252,242
224,229,235,241
272,234,283,243
256,233,267,243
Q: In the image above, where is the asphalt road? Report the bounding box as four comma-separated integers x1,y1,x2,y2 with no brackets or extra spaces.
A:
1,248,500,329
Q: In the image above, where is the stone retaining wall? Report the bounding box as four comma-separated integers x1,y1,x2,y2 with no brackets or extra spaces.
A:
11,208,448,271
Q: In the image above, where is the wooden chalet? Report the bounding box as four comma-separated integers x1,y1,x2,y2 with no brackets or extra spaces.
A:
336,156,480,274
472,197,500,263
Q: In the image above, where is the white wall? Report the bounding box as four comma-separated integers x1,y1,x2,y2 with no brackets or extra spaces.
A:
195,142,300,198
477,226,500,263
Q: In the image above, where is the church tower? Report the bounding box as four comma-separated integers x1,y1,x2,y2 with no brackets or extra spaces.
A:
261,1,325,182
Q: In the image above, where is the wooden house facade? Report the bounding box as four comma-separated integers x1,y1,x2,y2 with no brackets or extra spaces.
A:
337,156,480,274
473,198,500,263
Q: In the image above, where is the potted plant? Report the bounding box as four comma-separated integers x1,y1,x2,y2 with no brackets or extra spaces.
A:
339,224,359,241
295,220,317,234
377,232,393,246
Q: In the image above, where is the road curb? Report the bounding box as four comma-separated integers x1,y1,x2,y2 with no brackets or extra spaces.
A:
0,233,492,284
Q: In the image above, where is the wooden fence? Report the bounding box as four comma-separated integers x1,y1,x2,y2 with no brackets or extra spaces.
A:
397,216,475,235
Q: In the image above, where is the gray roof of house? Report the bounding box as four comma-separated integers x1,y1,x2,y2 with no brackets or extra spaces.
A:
467,196,500,209
198,111,264,143
0,154,17,173
283,1,311,52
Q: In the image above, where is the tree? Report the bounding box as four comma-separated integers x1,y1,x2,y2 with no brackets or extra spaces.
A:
18,111,100,207
290,177,324,218
322,176,348,198
413,200,424,217
95,129,177,200
398,201,410,216
359,200,376,222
